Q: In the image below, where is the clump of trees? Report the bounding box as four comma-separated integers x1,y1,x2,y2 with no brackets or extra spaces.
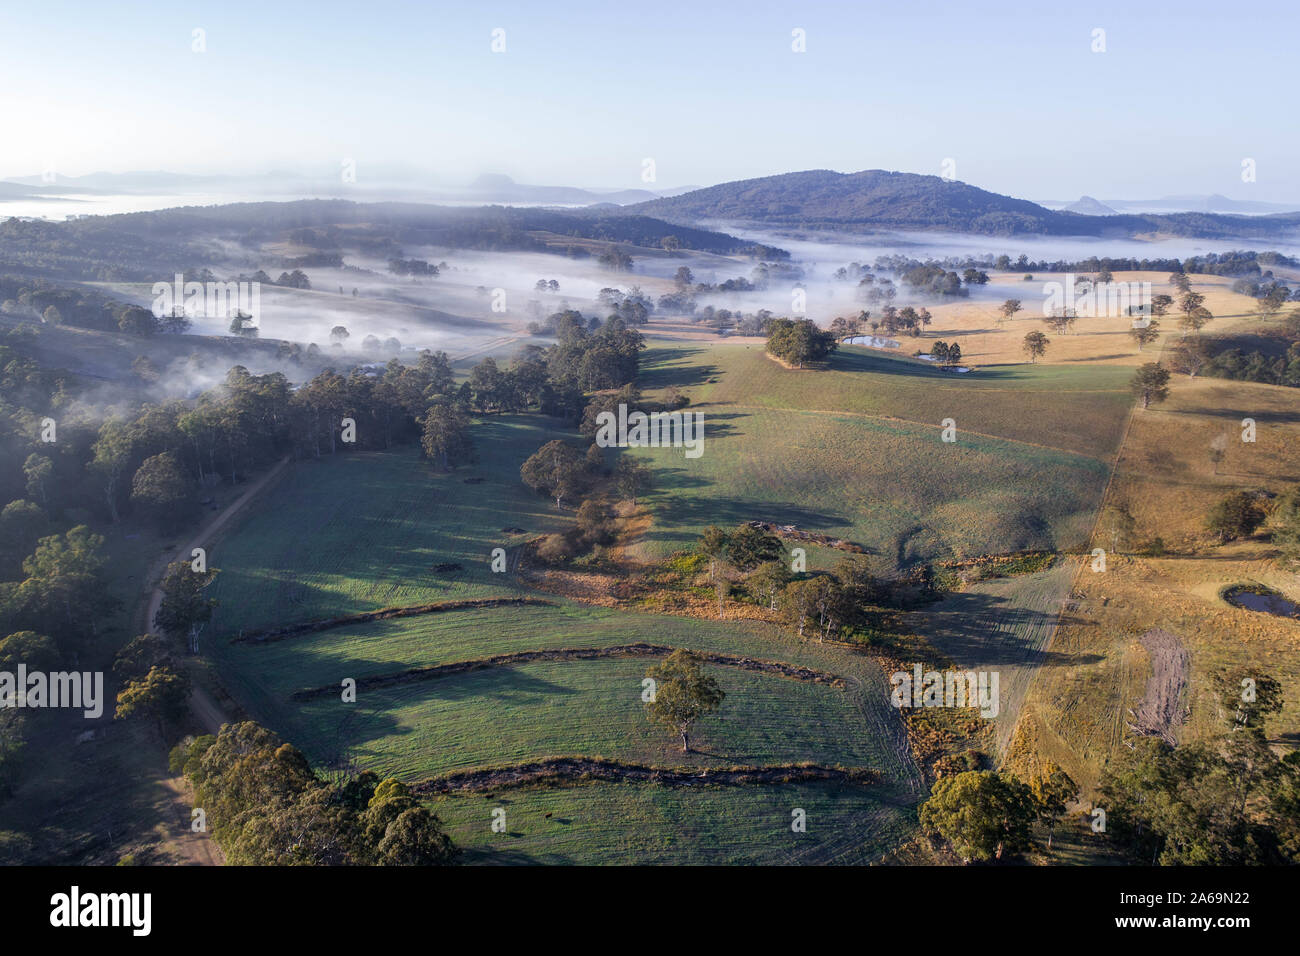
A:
170,722,458,865
1205,491,1267,543
918,761,1081,863
1099,674,1300,864
765,318,838,368
930,341,964,368
687,524,927,643
1273,485,1300,571
919,770,1041,862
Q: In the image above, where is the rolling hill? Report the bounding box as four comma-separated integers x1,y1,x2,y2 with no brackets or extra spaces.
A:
630,169,1300,239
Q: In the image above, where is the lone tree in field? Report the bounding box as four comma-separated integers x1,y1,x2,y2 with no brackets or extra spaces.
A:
1029,764,1078,851
644,650,725,753
1099,503,1136,554
1205,491,1267,543
1022,330,1049,363
520,439,587,508
421,405,475,470
765,317,837,368
998,299,1023,323
919,770,1037,863
1130,363,1171,409
614,456,653,506
1129,319,1160,352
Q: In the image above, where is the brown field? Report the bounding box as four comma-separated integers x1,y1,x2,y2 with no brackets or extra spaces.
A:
877,271,1272,367
1006,372,1300,793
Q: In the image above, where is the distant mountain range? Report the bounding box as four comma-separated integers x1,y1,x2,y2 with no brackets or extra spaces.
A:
7,167,1300,240
629,169,1300,239
0,170,698,208
1041,193,1300,216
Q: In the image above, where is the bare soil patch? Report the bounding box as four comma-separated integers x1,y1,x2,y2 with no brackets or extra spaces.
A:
1130,628,1189,745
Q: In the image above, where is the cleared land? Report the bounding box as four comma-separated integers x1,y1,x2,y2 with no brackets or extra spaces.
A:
205,416,572,637
204,430,921,864
627,342,1130,570
1010,372,1300,791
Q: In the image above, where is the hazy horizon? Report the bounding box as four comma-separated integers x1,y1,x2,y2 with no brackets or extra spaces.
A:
4,0,1299,203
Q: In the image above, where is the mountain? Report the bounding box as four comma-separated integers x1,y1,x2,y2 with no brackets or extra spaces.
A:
1101,194,1300,216
630,169,1072,234
629,168,1300,239
1063,195,1118,216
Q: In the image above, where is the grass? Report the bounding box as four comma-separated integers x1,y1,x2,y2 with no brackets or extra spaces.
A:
627,343,1130,570
430,778,913,865
202,429,924,863
211,598,915,780
205,415,573,637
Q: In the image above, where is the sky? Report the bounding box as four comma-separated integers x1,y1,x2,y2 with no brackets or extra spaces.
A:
1,0,1296,201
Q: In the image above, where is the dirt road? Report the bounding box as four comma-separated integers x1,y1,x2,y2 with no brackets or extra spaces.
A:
136,456,292,865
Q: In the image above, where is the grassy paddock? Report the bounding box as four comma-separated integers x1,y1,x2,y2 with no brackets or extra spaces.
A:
627,343,1129,570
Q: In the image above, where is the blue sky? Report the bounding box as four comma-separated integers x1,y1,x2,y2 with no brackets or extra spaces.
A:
1,0,1295,200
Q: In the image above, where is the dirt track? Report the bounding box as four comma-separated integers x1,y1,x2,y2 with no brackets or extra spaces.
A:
290,642,847,700
137,456,292,866
411,756,879,794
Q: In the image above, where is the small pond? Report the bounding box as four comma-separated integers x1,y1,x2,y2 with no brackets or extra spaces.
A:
1224,585,1300,619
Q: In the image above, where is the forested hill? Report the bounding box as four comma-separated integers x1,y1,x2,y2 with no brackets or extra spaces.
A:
630,168,1300,239
0,200,781,282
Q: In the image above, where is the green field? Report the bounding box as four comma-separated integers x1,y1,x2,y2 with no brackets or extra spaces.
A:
204,423,923,863
433,778,913,865
628,343,1131,569
205,415,573,637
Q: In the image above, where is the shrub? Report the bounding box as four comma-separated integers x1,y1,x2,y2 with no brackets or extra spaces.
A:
536,533,576,564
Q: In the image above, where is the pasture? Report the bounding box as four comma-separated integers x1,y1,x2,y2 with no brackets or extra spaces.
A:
204,415,572,638
202,429,923,864
626,342,1131,571
1012,373,1300,791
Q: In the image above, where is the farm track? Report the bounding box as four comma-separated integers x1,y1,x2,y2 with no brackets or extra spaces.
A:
1010,392,1142,765
290,642,847,699
136,456,294,867
411,756,879,794
231,597,556,644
